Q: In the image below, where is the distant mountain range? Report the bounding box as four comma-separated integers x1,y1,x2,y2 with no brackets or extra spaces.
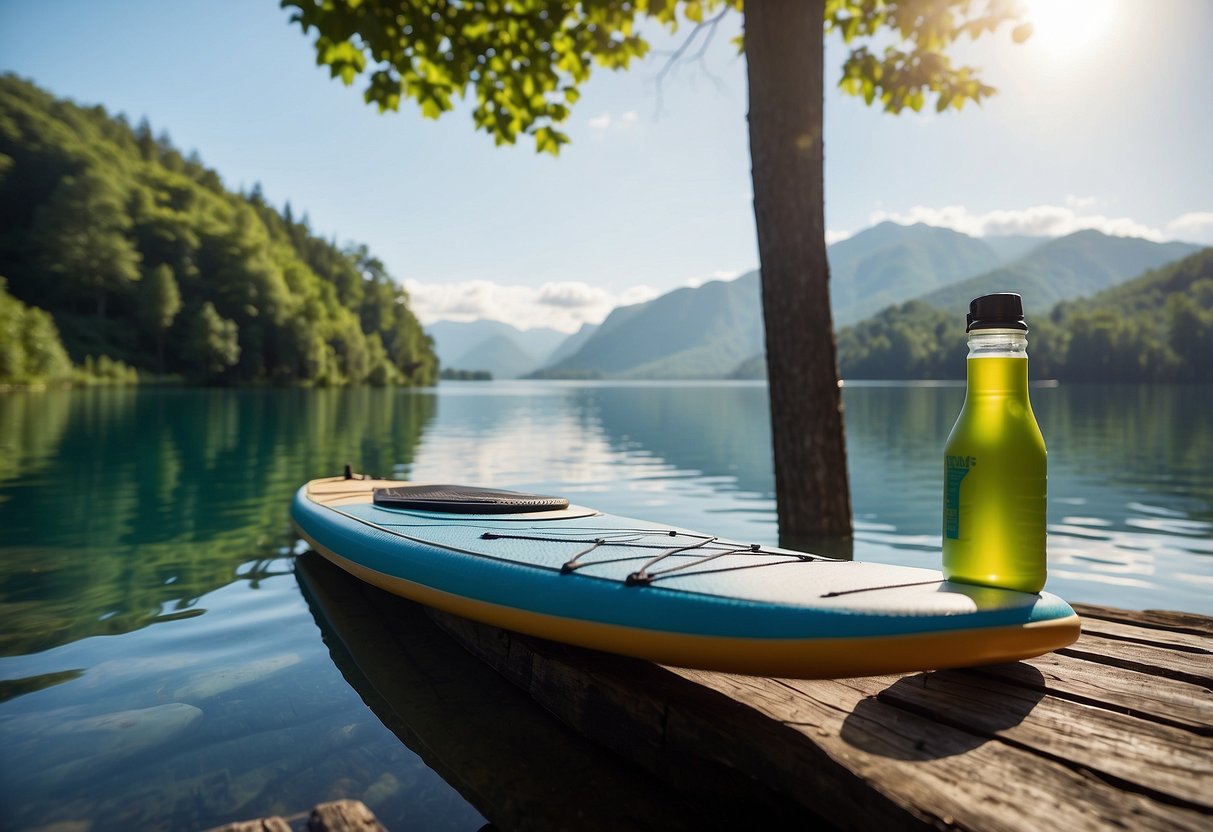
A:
829,222,1012,326
916,230,1202,314
536,272,764,379
425,319,567,379
427,224,1204,380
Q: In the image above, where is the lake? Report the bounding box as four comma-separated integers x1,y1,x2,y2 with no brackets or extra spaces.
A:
1,381,1210,829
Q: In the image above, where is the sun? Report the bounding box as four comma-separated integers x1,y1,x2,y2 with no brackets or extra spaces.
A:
1019,0,1122,57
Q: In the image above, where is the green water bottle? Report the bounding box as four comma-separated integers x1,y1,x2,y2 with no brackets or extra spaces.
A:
942,293,1047,593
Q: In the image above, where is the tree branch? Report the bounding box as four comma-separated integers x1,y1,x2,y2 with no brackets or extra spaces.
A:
651,9,730,118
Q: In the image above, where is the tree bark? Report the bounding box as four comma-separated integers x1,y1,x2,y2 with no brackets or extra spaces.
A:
744,0,853,550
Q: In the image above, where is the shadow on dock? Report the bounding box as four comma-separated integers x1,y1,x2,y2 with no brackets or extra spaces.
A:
840,666,1046,759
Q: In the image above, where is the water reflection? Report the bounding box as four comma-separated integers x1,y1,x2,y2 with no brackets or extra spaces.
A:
0,387,437,655
296,552,709,830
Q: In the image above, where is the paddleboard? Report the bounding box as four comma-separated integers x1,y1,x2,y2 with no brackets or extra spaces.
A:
291,475,1080,678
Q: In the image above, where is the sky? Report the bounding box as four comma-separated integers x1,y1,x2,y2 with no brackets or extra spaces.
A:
1,0,1210,332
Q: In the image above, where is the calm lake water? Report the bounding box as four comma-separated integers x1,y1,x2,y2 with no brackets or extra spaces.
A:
1,381,1211,829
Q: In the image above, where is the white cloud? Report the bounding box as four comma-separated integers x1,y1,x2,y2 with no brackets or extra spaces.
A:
588,110,640,132
868,203,1167,241
403,278,660,332
536,281,608,309
826,229,852,245
1166,212,1213,244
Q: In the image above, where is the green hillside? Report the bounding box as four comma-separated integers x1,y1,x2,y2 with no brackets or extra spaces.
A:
917,230,1202,314
836,247,1213,382
0,75,436,386
829,222,1002,326
1045,246,1213,381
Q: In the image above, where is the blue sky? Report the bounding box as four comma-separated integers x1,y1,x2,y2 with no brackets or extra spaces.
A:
2,0,1210,331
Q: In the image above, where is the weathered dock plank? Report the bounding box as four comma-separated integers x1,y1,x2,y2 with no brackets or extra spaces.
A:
292,551,1212,830
837,670,1212,807
669,669,1208,832
425,598,1213,831
1059,632,1212,687
971,653,1213,735
1073,602,1213,637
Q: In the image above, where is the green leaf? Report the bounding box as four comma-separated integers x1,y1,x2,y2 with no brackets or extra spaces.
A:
533,126,569,156
862,78,876,105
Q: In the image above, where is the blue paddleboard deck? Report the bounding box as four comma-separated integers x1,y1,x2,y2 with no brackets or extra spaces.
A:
291,477,1080,678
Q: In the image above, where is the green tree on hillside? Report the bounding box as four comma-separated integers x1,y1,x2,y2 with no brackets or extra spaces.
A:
1167,291,1213,381
183,301,241,379
283,0,1028,542
0,277,73,383
32,168,141,318
137,263,182,372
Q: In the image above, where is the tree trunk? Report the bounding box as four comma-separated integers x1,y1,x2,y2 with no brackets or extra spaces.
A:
744,0,853,551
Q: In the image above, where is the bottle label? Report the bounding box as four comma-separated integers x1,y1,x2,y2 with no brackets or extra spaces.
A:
944,455,975,539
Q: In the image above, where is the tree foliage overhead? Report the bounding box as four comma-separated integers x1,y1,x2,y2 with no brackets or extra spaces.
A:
828,0,1031,113
283,0,1029,154
0,74,437,386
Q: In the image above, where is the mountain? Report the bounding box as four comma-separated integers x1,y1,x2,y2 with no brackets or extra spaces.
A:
916,230,1203,314
527,226,1201,381
544,322,599,366
982,234,1049,264
538,272,764,379
426,319,569,377
450,333,541,379
828,223,1003,326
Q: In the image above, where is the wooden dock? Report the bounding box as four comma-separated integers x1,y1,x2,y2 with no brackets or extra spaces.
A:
296,554,1212,831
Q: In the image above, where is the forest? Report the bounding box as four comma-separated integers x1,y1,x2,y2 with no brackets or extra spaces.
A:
0,75,437,387
836,247,1213,382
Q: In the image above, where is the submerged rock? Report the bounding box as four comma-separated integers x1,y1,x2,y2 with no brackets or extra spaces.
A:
173,654,301,701
4,702,204,790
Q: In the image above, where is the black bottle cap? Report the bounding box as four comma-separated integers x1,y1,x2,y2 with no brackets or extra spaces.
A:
966,293,1027,332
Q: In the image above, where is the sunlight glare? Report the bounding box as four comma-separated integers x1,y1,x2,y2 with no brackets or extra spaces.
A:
1018,0,1120,57
1021,0,1122,57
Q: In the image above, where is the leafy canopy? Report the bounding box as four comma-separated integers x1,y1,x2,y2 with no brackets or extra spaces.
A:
284,0,1030,154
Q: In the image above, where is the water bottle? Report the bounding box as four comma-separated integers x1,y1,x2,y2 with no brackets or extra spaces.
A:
943,293,1047,593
